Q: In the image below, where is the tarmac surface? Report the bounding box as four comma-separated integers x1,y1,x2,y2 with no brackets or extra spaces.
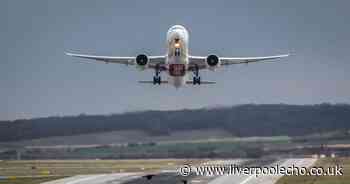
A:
207,158,317,184
41,158,317,184
41,173,142,184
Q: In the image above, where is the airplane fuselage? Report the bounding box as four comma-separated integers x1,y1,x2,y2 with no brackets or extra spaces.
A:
166,25,189,88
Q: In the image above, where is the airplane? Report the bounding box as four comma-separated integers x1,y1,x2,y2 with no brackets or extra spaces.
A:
66,25,289,88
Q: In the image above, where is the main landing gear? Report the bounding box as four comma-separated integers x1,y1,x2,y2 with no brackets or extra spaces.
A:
153,65,161,85
193,65,201,85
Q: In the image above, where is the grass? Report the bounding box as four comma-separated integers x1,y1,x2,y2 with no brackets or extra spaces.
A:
159,136,291,144
1,136,292,160
0,159,201,176
0,176,63,184
277,157,350,184
69,140,284,159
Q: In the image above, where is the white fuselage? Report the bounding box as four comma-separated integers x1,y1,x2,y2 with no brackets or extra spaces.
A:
166,25,189,88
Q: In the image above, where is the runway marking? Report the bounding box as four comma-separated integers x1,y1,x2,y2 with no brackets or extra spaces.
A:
191,179,202,183
239,175,255,184
65,175,106,184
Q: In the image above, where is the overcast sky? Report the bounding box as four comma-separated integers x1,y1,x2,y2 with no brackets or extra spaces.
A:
1,0,349,120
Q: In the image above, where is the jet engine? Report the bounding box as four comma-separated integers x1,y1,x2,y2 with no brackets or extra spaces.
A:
206,54,220,70
136,54,148,70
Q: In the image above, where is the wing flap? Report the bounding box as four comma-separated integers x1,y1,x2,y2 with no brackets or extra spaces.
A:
66,52,166,67
188,54,289,69
66,52,135,65
220,54,290,65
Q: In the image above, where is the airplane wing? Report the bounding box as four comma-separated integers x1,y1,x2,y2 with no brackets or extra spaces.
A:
188,54,289,69
66,52,166,67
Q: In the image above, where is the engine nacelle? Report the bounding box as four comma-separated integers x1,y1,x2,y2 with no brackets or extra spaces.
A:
136,54,148,70
206,54,220,70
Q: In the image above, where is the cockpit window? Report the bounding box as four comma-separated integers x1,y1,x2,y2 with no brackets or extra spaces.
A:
171,25,184,30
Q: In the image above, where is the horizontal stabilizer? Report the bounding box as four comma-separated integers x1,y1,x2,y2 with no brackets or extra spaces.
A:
139,80,215,85
186,81,216,84
138,80,169,84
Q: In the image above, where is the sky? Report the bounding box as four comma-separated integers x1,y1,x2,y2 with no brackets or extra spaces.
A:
1,0,349,120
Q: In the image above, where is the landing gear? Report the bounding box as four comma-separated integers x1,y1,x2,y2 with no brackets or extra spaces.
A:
153,65,161,85
193,76,201,85
193,65,201,85
153,76,161,85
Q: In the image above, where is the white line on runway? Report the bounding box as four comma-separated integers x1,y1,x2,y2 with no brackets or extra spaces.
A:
66,175,106,184
239,175,255,184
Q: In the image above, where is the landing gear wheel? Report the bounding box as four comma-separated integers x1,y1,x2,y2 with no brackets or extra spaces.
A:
157,76,161,85
192,65,201,85
153,65,161,85
193,76,201,85
153,76,156,85
153,76,161,85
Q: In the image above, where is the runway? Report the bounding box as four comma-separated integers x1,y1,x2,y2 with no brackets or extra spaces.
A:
207,158,317,184
41,158,316,184
41,173,142,184
40,160,244,184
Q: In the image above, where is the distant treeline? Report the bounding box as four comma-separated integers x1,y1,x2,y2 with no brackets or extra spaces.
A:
1,104,350,142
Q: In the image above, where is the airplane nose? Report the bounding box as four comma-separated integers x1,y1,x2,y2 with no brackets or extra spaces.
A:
172,32,181,39
167,25,188,43
167,28,187,49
